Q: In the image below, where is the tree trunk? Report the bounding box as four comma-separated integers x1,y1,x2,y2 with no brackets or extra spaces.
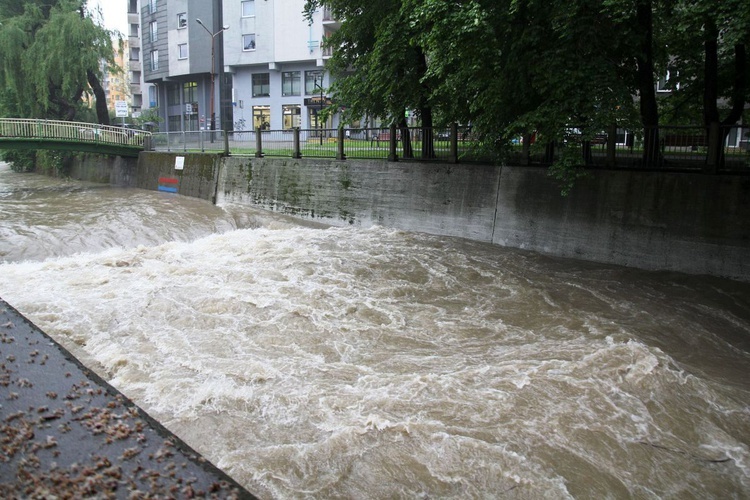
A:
420,106,435,159
635,0,660,166
703,20,746,169
48,82,82,121
398,115,413,159
88,70,110,125
703,20,720,127
416,49,434,159
722,44,747,128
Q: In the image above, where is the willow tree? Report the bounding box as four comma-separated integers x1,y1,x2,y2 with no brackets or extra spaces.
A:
0,0,116,123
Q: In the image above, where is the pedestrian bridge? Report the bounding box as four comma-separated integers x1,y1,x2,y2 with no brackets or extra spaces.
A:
0,118,150,158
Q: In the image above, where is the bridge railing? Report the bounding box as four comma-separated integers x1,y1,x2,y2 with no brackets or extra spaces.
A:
0,118,150,148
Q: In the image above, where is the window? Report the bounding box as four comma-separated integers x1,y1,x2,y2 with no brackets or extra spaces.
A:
130,23,139,37
130,47,140,61
128,0,137,14
308,107,322,130
657,70,679,93
149,86,158,107
253,105,270,130
243,34,256,51
150,21,158,42
252,73,270,97
242,1,255,17
282,71,301,96
283,105,301,129
150,50,159,71
168,115,181,132
148,0,157,14
177,12,187,29
183,82,197,103
305,71,324,95
178,43,188,59
167,84,180,106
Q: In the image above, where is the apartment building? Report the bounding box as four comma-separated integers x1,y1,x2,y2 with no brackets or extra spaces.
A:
141,0,337,132
107,43,130,114
127,0,154,118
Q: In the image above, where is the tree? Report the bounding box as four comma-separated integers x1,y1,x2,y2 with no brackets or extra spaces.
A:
661,0,749,166
317,0,750,179
0,0,117,123
304,0,437,158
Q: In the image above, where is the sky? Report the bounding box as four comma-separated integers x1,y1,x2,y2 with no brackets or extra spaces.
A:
89,0,128,34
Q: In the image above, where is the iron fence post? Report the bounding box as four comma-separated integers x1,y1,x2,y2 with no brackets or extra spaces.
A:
293,127,301,158
337,126,346,160
449,123,458,164
388,123,398,162
255,127,263,158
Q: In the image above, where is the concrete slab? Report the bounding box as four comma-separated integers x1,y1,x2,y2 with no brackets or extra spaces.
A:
0,298,256,499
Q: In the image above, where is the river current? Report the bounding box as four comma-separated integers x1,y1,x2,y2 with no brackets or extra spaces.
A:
0,163,748,498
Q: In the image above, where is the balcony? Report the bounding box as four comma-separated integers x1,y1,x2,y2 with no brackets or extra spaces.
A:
322,8,341,29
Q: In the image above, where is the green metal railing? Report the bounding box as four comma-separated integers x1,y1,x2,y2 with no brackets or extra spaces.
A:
0,118,151,155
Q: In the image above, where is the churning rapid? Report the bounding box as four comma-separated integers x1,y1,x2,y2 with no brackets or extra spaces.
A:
0,163,748,498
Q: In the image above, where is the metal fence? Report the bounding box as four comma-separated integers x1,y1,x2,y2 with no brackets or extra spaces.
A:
0,118,150,148
150,125,750,172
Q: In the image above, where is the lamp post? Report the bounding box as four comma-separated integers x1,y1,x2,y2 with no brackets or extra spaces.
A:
314,76,325,146
195,18,229,133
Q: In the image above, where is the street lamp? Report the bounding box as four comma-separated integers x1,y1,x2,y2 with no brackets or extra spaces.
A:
195,18,229,133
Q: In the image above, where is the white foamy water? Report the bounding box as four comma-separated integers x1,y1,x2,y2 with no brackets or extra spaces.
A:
1,165,748,498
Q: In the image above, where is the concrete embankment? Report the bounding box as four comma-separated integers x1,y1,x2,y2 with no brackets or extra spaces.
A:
128,152,749,282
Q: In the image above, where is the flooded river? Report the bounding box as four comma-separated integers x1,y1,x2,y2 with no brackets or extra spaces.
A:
0,163,748,498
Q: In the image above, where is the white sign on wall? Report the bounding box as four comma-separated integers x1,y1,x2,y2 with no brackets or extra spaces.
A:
175,156,185,171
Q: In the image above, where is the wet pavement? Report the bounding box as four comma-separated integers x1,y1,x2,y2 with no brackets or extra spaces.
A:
0,298,256,499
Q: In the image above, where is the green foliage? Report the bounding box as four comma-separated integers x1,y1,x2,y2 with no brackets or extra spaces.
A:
1,149,75,175
307,0,749,192
0,0,116,121
134,108,164,129
547,146,590,196
2,150,36,172
306,0,430,125
35,150,75,177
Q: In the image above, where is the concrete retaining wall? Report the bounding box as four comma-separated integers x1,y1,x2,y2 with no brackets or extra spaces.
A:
137,152,220,202
135,153,750,281
44,154,138,186
492,168,750,279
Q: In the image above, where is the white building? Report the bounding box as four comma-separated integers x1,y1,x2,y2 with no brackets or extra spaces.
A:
141,0,339,133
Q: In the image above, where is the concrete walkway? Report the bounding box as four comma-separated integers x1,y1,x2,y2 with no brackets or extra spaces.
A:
0,298,256,499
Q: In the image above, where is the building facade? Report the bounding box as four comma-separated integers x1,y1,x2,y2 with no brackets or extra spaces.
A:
141,0,338,132
127,0,155,118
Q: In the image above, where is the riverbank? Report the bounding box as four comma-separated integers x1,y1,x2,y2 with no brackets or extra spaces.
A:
0,298,255,499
